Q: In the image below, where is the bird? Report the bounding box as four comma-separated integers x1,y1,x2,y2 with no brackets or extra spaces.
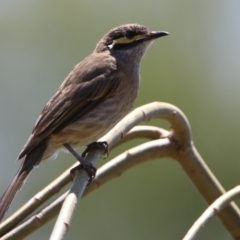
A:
0,24,168,221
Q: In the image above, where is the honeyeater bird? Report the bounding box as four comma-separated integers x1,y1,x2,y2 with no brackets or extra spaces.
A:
0,24,168,221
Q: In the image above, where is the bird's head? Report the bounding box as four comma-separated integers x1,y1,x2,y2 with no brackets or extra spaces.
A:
95,24,169,63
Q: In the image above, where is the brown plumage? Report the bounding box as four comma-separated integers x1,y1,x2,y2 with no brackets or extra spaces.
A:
0,24,168,221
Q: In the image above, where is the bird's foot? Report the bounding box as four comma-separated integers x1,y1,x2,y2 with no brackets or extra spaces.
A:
70,162,96,184
64,143,96,184
65,142,108,184
82,141,109,158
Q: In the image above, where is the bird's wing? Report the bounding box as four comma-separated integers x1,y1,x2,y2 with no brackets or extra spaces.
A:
18,53,119,159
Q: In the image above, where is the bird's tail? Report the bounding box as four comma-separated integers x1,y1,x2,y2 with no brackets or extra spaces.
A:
0,141,48,222
0,169,30,222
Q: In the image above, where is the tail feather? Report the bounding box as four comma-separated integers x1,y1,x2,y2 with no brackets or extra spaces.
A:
0,170,30,222
0,140,48,222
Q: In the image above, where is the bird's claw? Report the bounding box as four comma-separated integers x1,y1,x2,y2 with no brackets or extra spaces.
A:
82,141,109,158
70,161,96,185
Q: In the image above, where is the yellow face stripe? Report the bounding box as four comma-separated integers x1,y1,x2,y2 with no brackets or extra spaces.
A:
113,34,145,45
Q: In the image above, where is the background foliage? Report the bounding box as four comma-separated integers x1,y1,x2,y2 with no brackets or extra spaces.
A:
0,1,240,239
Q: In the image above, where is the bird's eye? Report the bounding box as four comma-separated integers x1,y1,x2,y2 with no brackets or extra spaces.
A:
125,31,135,39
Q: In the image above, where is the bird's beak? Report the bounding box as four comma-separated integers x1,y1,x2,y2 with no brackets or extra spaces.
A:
148,31,169,40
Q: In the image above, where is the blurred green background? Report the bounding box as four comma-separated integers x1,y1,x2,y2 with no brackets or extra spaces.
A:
1,1,240,239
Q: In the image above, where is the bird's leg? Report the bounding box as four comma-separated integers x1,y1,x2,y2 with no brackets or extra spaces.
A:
63,143,96,183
